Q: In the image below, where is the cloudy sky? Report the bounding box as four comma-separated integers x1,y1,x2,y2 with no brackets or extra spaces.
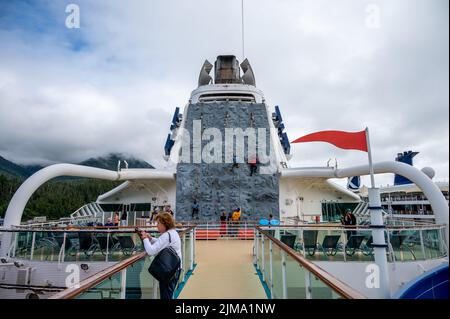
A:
0,0,448,187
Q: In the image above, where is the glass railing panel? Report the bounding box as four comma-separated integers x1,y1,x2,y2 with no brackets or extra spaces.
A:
125,257,158,299
310,272,338,299
32,231,62,261
67,231,106,262
298,228,345,262
258,234,264,272
76,271,123,299
263,236,271,286
177,233,187,288
14,231,33,259
421,228,447,259
387,229,422,262
344,229,376,262
105,233,143,262
184,231,191,272
271,242,283,299
285,253,307,298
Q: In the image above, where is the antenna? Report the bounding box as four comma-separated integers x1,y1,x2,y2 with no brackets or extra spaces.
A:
241,0,245,61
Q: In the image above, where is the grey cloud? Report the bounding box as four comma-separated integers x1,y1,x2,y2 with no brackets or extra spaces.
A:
0,0,447,186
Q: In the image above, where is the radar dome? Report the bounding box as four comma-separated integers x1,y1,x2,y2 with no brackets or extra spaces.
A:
421,167,435,180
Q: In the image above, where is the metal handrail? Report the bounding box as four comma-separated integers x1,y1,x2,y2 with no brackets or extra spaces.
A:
49,251,147,299
256,227,367,299
0,227,161,234
49,226,195,299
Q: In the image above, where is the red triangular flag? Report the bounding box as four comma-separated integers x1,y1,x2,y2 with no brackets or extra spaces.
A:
292,130,368,152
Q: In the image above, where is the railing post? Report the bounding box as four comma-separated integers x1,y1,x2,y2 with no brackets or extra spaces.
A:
261,235,265,281
11,232,18,258
301,229,306,257
275,228,280,240
120,268,127,299
419,229,426,259
106,233,110,263
133,212,137,227
60,232,67,264
255,230,259,267
269,240,273,298
194,228,196,264
281,251,287,299
342,229,347,262
304,269,312,299
102,211,105,225
30,232,36,260
190,230,194,271
436,227,444,256
368,188,391,298
182,233,186,280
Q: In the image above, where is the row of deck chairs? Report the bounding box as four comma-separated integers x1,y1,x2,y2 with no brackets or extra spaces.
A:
280,230,417,259
33,233,138,258
279,231,373,257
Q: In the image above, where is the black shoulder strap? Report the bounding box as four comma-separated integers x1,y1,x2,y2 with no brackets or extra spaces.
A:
167,231,172,243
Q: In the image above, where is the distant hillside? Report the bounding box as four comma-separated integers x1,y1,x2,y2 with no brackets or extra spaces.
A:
0,153,153,221
0,153,154,178
79,153,154,171
0,156,31,178
0,174,121,221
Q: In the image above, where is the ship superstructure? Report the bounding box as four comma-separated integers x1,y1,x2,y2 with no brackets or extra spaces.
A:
0,56,447,300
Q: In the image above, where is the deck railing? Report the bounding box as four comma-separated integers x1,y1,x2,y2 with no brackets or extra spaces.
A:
254,224,448,264
1,226,171,263
254,227,367,299
48,226,196,299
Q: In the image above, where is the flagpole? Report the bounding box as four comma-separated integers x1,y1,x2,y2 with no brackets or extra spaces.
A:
366,127,376,188
365,127,391,299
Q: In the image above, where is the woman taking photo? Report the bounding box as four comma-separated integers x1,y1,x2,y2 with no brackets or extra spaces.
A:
137,212,182,299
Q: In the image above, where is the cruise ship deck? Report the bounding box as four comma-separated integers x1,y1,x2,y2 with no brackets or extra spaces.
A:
1,219,446,300
178,240,266,299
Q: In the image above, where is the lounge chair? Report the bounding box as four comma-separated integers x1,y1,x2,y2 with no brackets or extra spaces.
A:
345,235,366,256
280,234,296,249
362,236,374,256
319,235,341,256
78,232,99,257
299,230,319,256
116,235,138,256
389,233,416,260
96,234,120,256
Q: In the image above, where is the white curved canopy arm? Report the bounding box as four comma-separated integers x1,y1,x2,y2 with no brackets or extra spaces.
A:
3,164,175,228
283,161,449,247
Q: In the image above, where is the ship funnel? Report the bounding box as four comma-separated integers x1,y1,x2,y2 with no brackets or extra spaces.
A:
215,55,241,84
198,55,257,86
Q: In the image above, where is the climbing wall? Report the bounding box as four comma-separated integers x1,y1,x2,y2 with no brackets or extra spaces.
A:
176,102,279,221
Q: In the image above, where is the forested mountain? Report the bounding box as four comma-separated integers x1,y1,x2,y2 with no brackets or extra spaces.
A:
0,153,154,222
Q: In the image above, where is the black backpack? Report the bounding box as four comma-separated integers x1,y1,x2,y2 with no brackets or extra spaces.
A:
148,232,181,283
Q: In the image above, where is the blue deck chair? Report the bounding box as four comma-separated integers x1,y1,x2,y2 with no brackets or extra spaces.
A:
345,235,366,256
319,235,342,256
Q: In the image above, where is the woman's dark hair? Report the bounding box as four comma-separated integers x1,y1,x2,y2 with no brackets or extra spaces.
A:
155,212,176,230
